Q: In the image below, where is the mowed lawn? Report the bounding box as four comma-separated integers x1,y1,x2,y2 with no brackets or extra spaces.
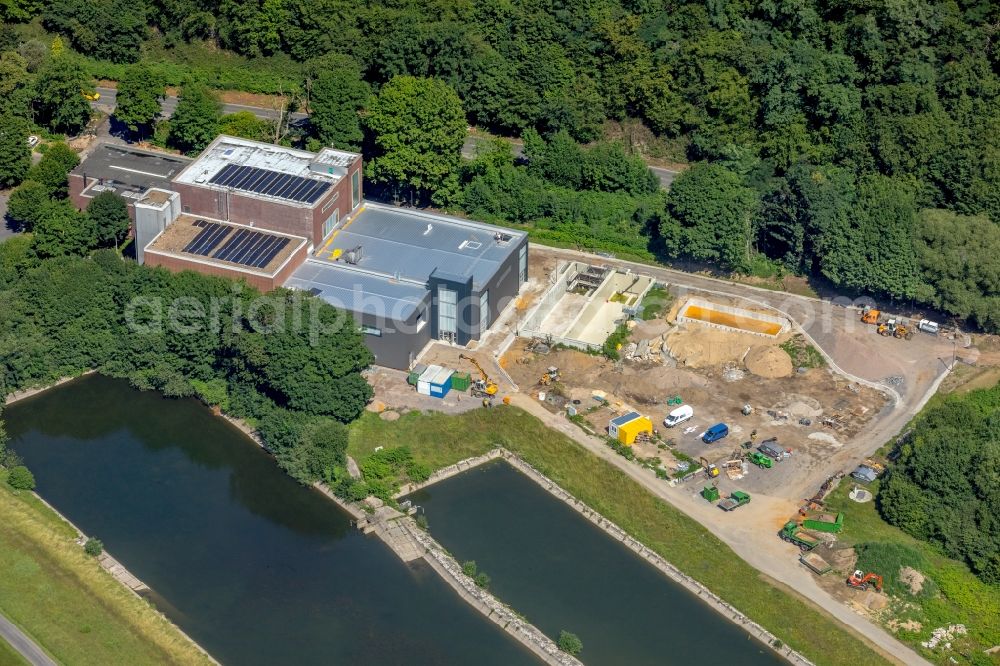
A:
348,406,892,666
0,471,213,666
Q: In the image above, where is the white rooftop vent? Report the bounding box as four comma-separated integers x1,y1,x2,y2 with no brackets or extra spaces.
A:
424,223,433,235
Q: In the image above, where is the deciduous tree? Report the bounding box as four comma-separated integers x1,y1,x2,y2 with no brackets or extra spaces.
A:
661,163,758,271
33,56,91,134
309,66,370,152
168,82,220,154
0,114,31,187
86,190,131,249
115,64,166,136
32,200,96,257
364,76,466,204
6,180,49,230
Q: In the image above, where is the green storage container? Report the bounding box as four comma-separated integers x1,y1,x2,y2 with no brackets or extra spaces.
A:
450,371,472,392
407,363,428,386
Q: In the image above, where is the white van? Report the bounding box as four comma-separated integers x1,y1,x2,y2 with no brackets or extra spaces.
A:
663,404,693,428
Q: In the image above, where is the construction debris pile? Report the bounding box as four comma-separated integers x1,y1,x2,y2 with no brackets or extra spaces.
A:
622,331,670,363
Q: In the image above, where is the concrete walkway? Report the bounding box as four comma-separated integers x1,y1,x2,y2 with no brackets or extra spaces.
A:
0,614,56,666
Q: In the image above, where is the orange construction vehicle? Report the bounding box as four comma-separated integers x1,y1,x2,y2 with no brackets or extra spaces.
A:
861,306,881,325
846,569,883,592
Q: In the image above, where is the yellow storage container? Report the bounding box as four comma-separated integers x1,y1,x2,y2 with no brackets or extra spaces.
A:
617,415,653,445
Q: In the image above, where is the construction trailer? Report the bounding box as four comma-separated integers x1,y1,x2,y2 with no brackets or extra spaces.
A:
416,365,454,398
608,412,654,445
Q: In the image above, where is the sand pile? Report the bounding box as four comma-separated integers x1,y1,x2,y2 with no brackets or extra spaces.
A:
745,345,793,378
666,326,757,368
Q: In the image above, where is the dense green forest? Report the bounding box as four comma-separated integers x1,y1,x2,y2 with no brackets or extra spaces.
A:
879,386,1000,586
4,0,1000,327
0,238,373,484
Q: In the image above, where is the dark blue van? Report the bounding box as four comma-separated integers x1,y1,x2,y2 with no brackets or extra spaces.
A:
702,423,729,443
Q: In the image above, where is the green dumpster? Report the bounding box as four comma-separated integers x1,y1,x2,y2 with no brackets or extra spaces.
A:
450,371,472,392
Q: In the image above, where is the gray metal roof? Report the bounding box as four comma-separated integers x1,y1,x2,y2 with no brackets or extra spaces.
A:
286,260,427,320
327,204,525,289
73,144,191,193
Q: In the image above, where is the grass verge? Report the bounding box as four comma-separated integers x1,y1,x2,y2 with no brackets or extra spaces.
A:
0,472,213,666
780,334,827,368
348,406,891,666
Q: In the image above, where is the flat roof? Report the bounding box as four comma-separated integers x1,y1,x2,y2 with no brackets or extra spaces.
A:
285,260,428,321
145,215,306,276
73,144,191,194
173,135,360,207
318,203,526,288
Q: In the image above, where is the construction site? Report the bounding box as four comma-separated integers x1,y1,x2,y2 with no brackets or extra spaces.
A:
503,288,888,499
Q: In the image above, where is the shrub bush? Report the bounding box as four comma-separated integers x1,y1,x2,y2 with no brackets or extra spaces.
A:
6,465,36,490
84,538,104,556
558,631,583,655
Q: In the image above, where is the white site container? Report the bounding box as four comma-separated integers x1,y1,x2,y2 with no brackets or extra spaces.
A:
417,364,442,396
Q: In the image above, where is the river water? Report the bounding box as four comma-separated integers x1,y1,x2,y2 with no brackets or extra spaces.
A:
408,461,786,666
4,375,535,665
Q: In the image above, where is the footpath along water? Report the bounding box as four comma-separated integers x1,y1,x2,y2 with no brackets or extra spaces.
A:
408,461,786,666
4,375,536,666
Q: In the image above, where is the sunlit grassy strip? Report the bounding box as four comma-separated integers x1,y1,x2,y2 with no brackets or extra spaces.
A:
0,482,213,666
348,408,892,666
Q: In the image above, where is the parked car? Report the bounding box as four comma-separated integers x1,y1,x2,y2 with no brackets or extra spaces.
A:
26,135,39,148
702,422,729,443
663,404,694,428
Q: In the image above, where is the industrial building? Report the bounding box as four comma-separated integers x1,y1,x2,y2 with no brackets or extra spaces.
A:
70,136,528,369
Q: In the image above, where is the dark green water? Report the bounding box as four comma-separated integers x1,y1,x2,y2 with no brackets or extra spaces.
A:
4,375,535,665
409,461,786,666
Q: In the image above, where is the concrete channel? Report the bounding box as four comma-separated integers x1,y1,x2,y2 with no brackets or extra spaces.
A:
388,448,813,666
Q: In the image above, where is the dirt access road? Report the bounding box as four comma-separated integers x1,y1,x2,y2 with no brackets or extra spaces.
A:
502,246,959,664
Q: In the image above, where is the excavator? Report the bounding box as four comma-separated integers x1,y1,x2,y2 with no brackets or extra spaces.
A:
846,569,883,592
459,354,498,397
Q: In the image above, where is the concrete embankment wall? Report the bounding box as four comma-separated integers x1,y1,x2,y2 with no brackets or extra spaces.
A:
502,453,814,666
402,518,581,666
394,448,505,498
25,489,219,665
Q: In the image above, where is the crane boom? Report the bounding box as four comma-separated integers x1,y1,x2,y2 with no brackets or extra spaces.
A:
459,354,498,396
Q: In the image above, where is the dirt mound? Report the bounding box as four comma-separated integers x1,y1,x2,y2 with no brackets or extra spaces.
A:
745,345,793,378
666,325,757,368
899,566,925,594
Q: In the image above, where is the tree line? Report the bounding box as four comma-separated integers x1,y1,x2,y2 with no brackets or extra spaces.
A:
5,1,1000,328
878,385,1000,586
0,240,374,484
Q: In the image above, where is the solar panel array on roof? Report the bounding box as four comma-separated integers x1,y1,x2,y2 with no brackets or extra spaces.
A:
208,164,331,204
183,220,232,256
211,229,290,269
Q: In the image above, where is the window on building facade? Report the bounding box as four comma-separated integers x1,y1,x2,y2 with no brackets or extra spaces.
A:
519,245,527,283
479,290,490,329
323,209,340,239
438,286,456,338
352,170,361,209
